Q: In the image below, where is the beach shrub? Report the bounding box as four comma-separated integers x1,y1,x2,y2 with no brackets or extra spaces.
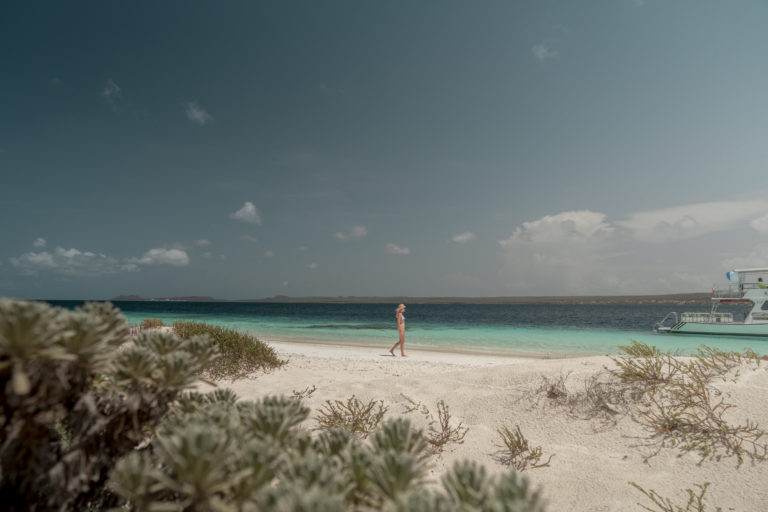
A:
0,298,219,512
640,374,767,465
536,371,645,423
402,395,469,453
608,341,768,465
494,424,554,471
109,395,546,511
292,384,317,400
140,317,165,329
608,340,681,388
172,320,285,380
315,395,388,437
630,481,721,512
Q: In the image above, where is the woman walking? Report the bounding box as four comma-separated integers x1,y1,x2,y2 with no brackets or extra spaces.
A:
389,304,407,357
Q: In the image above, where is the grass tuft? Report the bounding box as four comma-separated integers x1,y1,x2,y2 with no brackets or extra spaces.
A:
630,481,721,512
315,395,388,437
402,395,469,453
172,320,285,380
494,424,554,471
140,318,165,329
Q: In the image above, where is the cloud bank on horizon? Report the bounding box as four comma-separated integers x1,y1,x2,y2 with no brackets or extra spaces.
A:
497,200,768,295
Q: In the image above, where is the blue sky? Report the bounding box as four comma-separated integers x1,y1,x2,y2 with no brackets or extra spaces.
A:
2,1,768,299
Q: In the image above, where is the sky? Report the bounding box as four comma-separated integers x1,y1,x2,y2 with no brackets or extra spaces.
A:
2,1,768,300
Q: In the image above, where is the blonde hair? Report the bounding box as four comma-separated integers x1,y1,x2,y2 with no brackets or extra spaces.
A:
395,304,406,314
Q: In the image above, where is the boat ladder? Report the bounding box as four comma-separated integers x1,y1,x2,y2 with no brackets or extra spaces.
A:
654,312,679,332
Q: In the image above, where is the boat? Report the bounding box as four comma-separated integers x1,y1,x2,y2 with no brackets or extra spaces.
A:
655,268,768,337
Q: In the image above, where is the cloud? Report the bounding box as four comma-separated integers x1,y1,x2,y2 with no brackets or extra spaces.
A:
230,202,262,224
185,101,213,126
532,43,558,62
616,200,768,243
10,247,132,276
496,203,768,295
127,248,189,267
10,244,193,277
499,210,614,247
33,237,46,248
264,250,275,257
750,213,768,234
334,225,368,240
102,79,123,110
202,252,226,261
450,231,476,244
193,239,212,247
307,262,318,269
386,243,410,255
298,245,309,252
722,244,768,270
240,234,259,242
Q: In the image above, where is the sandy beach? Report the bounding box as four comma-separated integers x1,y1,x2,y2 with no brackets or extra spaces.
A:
208,338,768,511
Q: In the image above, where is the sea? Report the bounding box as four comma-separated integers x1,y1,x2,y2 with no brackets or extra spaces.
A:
44,300,767,358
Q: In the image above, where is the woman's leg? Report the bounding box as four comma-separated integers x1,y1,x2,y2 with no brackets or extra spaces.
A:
398,329,406,356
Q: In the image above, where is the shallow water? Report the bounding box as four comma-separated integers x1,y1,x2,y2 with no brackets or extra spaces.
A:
46,301,764,356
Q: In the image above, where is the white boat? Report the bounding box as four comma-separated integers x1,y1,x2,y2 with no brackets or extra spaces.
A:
655,268,768,337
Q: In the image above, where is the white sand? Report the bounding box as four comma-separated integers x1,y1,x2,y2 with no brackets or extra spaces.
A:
209,339,768,511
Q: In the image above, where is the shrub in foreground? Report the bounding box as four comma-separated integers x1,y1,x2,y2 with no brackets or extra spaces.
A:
172,320,285,379
110,393,546,511
0,299,219,512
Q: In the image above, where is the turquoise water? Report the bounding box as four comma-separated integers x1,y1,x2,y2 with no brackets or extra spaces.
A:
48,301,765,357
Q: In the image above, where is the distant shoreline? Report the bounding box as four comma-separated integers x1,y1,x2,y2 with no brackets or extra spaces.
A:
108,293,712,305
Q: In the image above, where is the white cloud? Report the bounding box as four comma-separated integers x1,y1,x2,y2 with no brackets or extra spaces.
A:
499,210,613,247
722,244,768,270
496,203,768,295
128,248,189,267
750,213,768,234
386,243,410,255
33,237,46,248
240,234,259,242
10,247,130,276
193,239,212,247
451,231,476,244
532,43,558,62
230,202,262,224
10,243,192,277
264,250,275,257
307,262,318,269
298,245,309,252
102,79,123,110
102,79,121,99
282,281,289,287
334,225,367,240
185,101,213,126
616,200,768,243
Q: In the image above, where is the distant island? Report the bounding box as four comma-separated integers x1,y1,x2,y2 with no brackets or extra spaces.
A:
111,293,712,305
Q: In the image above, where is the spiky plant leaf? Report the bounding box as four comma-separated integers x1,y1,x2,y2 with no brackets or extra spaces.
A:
441,460,490,508
241,395,310,444
369,418,431,463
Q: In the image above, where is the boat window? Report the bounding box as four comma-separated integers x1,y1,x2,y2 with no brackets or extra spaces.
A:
762,301,768,311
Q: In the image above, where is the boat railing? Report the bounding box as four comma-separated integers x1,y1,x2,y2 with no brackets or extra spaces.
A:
712,285,741,298
654,311,678,331
680,312,734,324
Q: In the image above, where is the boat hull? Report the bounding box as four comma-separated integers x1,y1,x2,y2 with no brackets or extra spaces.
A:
665,322,768,337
